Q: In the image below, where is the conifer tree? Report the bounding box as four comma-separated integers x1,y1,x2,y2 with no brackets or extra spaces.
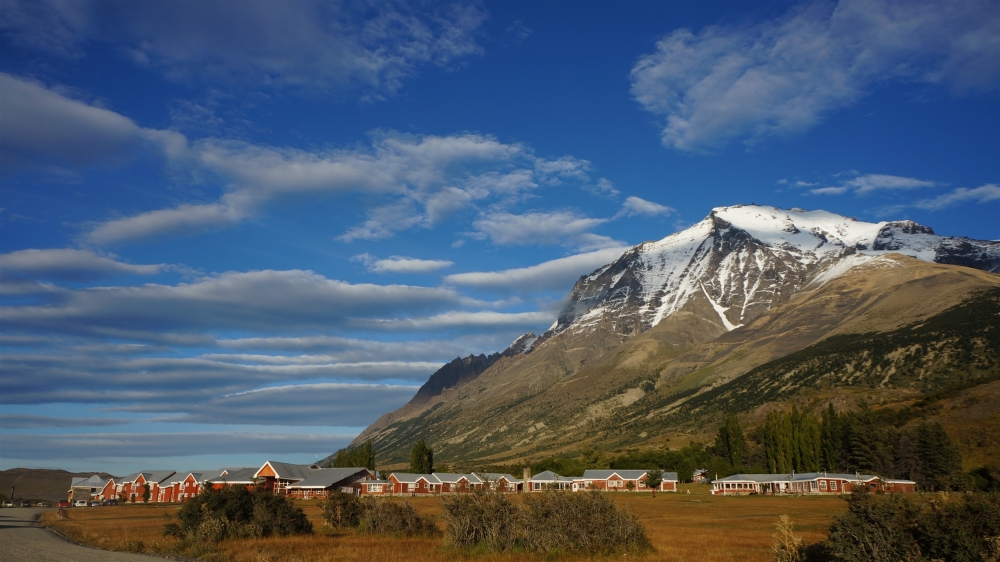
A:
332,440,377,470
820,403,842,471
409,439,434,474
719,414,746,472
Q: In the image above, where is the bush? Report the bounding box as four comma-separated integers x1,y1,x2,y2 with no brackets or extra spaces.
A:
809,488,1000,562
358,497,437,537
521,490,650,554
164,484,312,542
320,490,363,528
441,488,523,551
441,489,651,555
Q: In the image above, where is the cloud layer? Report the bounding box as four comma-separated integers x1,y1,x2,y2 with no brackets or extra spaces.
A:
631,0,1000,151
1,1,487,99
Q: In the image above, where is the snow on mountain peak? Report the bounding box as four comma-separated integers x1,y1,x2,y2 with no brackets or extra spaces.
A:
538,204,999,347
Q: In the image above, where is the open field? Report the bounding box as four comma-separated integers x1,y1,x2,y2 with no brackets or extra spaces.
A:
41,484,846,562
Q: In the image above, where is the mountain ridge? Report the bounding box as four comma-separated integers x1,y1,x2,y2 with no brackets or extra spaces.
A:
350,205,1000,466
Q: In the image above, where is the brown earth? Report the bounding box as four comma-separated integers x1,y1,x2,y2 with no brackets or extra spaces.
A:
0,468,115,502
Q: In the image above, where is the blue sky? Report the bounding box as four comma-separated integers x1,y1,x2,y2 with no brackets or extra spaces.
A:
1,0,997,475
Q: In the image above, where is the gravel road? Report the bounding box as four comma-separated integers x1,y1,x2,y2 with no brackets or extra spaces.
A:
0,508,170,562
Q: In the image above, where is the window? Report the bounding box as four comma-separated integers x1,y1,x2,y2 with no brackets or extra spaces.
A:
820,480,827,490
830,480,837,490
369,484,382,493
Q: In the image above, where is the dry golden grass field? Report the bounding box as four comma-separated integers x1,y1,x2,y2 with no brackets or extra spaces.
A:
41,484,847,562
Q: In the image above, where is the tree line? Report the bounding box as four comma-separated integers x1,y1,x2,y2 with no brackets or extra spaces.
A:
715,404,965,491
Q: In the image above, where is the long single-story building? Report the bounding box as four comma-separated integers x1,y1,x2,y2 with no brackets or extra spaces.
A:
711,472,916,495
285,468,375,499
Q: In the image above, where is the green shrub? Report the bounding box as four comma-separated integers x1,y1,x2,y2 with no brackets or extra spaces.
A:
808,488,1000,562
164,484,311,542
440,488,523,551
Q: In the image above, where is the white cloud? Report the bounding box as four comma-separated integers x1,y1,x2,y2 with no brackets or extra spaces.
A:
473,211,623,251
370,310,556,330
810,173,936,196
157,382,419,426
630,0,1000,151
445,247,631,292
1,269,480,335
913,184,1000,211
353,254,454,274
0,431,355,460
1,1,487,99
615,196,675,218
0,248,165,280
0,73,143,167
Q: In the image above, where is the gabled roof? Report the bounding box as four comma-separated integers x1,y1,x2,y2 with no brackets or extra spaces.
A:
70,475,108,488
255,461,317,481
432,473,471,484
390,472,440,484
287,468,370,489
119,471,176,485
581,470,648,480
206,467,258,484
527,470,569,482
479,472,520,483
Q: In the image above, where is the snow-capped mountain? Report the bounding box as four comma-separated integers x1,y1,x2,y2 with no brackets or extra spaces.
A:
540,205,1000,342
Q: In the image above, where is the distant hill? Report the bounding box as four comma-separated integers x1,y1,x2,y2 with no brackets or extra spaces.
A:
1,468,116,502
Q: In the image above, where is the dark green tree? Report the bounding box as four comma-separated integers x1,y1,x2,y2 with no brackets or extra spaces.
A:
820,403,842,471
331,440,377,470
142,483,151,503
645,469,663,497
914,421,962,491
796,409,822,472
718,414,746,472
409,439,434,474
764,410,794,473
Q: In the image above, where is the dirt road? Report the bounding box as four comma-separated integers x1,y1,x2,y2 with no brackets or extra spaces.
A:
0,508,169,562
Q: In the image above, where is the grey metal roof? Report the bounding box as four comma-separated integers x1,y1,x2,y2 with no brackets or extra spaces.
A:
480,472,520,483
714,472,879,483
287,468,370,489
119,471,175,484
661,472,679,481
70,475,108,488
527,470,569,482
255,461,317,481
206,467,258,484
390,472,440,484
432,473,472,484
580,470,648,480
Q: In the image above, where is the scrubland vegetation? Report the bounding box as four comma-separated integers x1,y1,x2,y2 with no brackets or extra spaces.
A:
45,484,847,561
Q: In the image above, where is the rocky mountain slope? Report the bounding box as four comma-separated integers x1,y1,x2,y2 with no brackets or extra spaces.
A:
353,205,1000,466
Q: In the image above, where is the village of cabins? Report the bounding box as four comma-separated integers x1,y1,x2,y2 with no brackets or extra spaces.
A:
67,460,916,504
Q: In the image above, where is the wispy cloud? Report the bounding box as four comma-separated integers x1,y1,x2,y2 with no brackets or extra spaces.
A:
154,382,418,426
0,248,164,280
912,184,1000,211
1,1,487,99
0,431,355,460
445,247,631,292
352,254,454,274
614,196,675,218
472,210,623,251
809,173,936,196
631,0,999,151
